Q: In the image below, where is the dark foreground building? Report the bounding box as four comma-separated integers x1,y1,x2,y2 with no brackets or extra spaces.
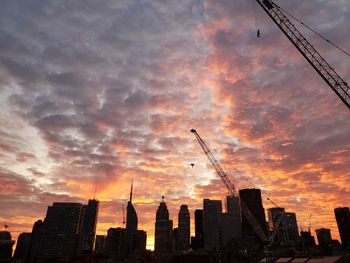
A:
335,207,350,250
27,199,99,262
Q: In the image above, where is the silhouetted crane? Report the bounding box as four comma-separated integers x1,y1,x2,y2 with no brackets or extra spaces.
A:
256,0,350,110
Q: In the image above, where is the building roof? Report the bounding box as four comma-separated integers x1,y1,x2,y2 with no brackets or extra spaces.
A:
307,257,341,263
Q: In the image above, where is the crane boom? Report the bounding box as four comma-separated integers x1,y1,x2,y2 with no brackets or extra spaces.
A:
191,129,268,243
256,0,350,110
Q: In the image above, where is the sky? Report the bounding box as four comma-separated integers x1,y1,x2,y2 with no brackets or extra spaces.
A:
0,0,349,250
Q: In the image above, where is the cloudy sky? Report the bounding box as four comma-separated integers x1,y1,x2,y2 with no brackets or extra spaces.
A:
1,0,349,249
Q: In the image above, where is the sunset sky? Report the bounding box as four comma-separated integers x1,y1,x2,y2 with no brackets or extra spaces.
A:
1,0,349,250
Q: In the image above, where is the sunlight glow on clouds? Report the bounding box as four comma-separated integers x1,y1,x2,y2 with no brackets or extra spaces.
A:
0,0,349,249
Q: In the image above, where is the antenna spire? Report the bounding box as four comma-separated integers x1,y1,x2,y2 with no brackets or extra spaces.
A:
129,178,133,203
93,185,97,200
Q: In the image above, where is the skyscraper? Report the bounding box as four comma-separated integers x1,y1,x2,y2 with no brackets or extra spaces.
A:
81,199,99,252
226,195,242,239
0,230,15,261
38,203,84,260
239,188,267,257
94,235,106,255
203,199,222,249
334,207,350,249
316,228,332,246
37,200,99,260
126,180,138,256
191,209,204,249
239,189,267,236
14,232,31,262
177,204,190,251
135,230,147,251
26,220,44,263
155,196,173,254
267,207,288,244
105,227,126,259
285,212,299,246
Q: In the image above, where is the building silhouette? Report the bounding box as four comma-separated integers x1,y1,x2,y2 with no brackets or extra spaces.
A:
135,230,147,251
316,228,333,254
94,235,106,255
268,207,288,244
36,200,99,261
177,204,190,251
105,227,126,259
316,228,332,246
26,219,44,263
191,209,204,250
126,180,138,256
38,203,85,260
13,232,31,262
173,227,179,251
334,207,350,250
81,199,99,253
226,195,242,239
285,212,300,246
300,230,316,255
154,196,173,254
0,230,15,262
239,188,267,259
203,199,222,249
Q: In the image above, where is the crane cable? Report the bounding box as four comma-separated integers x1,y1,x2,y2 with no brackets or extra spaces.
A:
275,3,350,58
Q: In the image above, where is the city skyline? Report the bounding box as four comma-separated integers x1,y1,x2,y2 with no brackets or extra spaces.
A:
3,189,350,252
1,0,350,254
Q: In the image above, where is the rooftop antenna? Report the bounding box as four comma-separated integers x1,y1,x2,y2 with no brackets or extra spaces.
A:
162,195,165,202
308,212,312,232
129,178,133,203
93,185,97,200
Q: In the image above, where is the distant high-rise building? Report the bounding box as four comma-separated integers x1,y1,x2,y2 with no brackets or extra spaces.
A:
155,196,173,254
268,207,284,231
173,227,179,251
126,180,138,256
26,220,44,263
191,209,204,250
14,232,31,261
105,227,126,259
226,196,242,239
177,205,190,251
239,189,267,237
300,230,316,254
285,212,299,246
37,200,99,260
0,230,15,261
267,207,288,244
203,199,222,249
81,199,99,252
239,188,267,257
38,203,84,260
135,230,147,251
334,207,350,249
220,213,239,246
94,235,106,255
316,228,332,248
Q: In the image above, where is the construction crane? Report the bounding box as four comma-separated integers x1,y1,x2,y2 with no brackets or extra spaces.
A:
255,0,350,110
266,198,289,245
191,129,283,261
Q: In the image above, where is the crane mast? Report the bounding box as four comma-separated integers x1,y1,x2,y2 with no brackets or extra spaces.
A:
256,0,350,110
191,129,268,244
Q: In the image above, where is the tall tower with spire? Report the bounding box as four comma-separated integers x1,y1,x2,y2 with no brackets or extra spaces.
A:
155,196,173,254
126,179,138,256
